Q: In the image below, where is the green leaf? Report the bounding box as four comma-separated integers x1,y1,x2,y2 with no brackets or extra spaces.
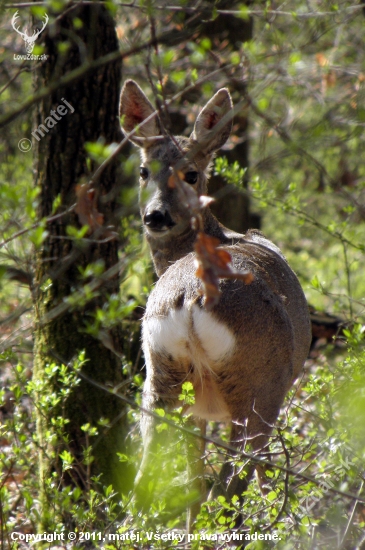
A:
266,490,277,502
238,5,250,20
29,226,49,248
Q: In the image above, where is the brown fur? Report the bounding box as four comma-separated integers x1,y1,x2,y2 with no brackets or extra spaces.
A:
120,80,311,506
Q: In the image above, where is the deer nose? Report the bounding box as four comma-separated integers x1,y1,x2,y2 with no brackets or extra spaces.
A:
144,210,175,230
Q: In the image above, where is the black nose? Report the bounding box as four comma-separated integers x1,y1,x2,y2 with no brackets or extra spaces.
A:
144,210,175,230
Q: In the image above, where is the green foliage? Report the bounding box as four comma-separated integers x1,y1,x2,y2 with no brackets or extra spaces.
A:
85,140,119,165
179,381,195,406
1,0,365,547
214,157,246,187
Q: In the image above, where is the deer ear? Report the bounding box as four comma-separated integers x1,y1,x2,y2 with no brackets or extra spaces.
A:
120,80,161,147
191,89,233,154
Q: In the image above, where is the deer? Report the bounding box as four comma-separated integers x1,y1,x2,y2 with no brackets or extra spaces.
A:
12,11,48,55
119,80,311,516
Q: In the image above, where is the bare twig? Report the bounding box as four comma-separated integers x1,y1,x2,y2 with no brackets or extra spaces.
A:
262,429,291,532
49,348,365,508
0,18,207,128
342,240,354,318
0,61,28,96
4,2,363,18
246,90,334,186
339,479,365,549
0,204,76,250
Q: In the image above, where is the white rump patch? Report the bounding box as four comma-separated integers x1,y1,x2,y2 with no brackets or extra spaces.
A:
143,303,235,364
143,303,235,422
191,305,235,362
143,308,190,360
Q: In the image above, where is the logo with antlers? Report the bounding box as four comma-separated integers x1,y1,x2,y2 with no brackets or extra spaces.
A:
12,11,48,54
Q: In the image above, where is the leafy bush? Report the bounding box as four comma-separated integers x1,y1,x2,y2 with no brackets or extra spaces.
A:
1,1,365,548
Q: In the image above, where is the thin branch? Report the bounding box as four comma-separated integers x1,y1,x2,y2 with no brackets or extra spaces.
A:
90,62,239,186
342,240,354,318
4,2,363,19
250,193,365,253
164,5,364,19
339,479,365,548
0,204,76,250
0,51,123,128
0,13,212,128
2,266,32,286
246,90,334,186
355,531,365,550
262,428,290,531
0,63,236,252
49,348,365,507
0,61,28,96
37,253,128,325
5,1,136,7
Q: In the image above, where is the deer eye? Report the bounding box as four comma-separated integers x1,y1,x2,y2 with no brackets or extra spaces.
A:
140,166,149,180
184,171,198,185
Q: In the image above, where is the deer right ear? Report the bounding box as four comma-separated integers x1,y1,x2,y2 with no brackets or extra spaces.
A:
191,88,233,154
120,80,161,147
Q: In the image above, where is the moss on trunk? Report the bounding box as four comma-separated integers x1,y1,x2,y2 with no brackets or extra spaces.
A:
32,4,129,528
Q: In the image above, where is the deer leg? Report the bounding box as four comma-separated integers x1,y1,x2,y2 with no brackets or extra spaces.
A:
133,352,188,509
210,420,255,503
222,421,272,501
186,417,206,531
133,377,164,507
212,372,291,504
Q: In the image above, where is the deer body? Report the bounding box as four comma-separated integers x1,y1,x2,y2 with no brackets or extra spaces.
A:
120,80,311,503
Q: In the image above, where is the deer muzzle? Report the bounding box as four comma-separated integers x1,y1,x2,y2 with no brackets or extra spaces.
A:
143,209,176,233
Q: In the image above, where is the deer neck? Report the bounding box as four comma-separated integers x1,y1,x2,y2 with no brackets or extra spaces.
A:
146,208,238,277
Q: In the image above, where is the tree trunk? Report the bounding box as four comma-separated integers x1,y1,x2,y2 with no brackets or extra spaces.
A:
168,0,259,232
203,1,260,232
32,4,128,528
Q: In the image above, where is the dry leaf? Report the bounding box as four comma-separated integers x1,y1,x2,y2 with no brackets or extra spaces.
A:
75,183,104,232
316,53,329,67
167,171,183,188
116,26,124,39
194,232,254,310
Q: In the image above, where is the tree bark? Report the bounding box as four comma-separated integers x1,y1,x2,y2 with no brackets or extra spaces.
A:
203,2,260,232
168,0,260,232
32,4,128,527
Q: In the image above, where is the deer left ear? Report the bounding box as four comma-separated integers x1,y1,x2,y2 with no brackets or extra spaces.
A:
120,80,161,147
191,89,233,154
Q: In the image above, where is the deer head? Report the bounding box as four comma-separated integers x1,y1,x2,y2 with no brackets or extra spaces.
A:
12,11,49,54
